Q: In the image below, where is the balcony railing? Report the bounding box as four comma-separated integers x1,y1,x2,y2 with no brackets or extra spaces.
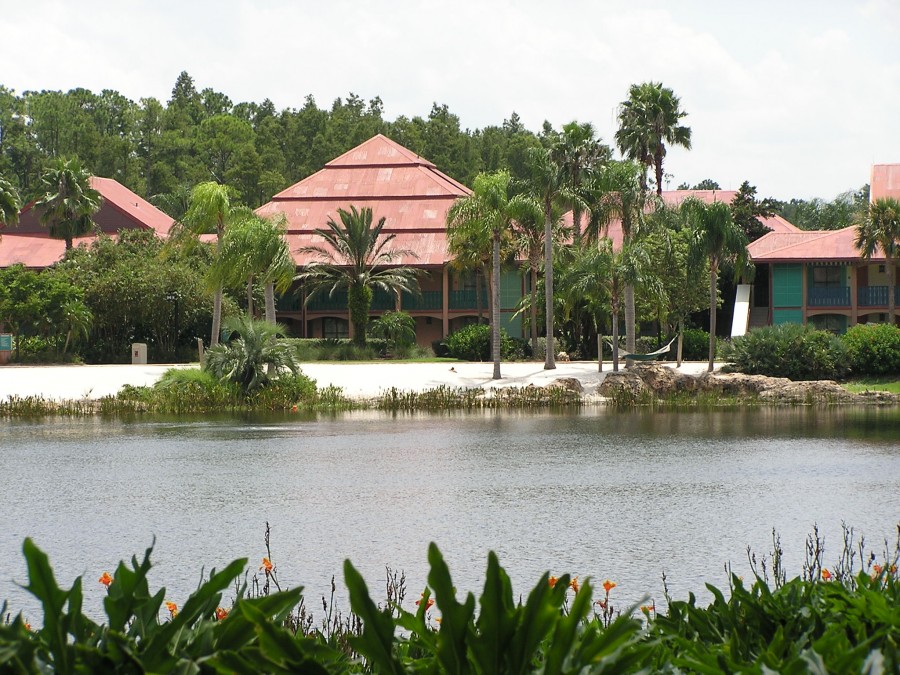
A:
807,286,850,307
276,294,302,312
402,290,442,311
449,289,489,310
306,292,348,312
858,286,900,307
370,289,396,311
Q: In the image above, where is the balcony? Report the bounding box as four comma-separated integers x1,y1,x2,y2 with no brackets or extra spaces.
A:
858,286,900,307
306,291,347,312
807,287,850,307
402,290,442,311
449,289,489,310
276,294,302,312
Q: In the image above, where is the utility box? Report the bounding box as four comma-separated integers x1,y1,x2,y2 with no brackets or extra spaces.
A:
0,333,11,365
131,343,148,365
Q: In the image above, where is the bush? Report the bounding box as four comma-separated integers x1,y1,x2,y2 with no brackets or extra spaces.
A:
724,324,849,380
251,372,318,409
680,328,711,361
842,323,900,376
444,323,523,361
370,311,416,351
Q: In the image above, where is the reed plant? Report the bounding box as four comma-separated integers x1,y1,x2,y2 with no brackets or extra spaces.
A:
2,525,898,672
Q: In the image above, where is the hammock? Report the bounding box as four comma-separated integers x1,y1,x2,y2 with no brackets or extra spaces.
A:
605,336,678,361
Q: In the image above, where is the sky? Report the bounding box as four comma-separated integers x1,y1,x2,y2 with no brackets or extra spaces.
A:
2,0,899,201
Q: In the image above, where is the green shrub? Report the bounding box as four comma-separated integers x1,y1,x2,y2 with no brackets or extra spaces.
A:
251,372,318,409
444,323,522,361
370,311,416,351
680,328,711,361
842,323,900,376
724,324,849,380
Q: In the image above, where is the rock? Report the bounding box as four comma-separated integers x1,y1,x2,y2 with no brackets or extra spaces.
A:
758,379,862,404
697,372,789,395
597,370,648,398
546,377,583,394
629,364,697,396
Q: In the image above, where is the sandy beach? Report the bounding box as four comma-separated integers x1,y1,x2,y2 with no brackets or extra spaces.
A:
0,360,717,401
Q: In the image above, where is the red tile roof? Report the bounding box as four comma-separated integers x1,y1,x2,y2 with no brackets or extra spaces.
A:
1,177,175,268
562,189,799,249
747,226,881,263
871,164,900,202
258,134,470,267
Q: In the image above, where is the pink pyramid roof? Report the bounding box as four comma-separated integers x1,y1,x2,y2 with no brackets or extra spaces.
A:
258,134,471,266
747,226,881,263
1,177,175,269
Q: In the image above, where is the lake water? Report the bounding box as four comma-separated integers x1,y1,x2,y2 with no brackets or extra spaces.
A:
2,407,899,622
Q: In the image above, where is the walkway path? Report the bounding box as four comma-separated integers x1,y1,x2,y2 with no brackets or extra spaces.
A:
0,360,718,401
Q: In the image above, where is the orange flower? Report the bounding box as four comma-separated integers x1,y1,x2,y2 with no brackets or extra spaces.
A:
415,595,435,611
98,572,113,587
602,579,616,594
569,577,579,593
165,601,178,617
23,621,31,631
215,607,228,621
595,599,608,609
548,575,558,588
640,605,653,614
821,569,832,581
874,564,883,575
260,557,273,573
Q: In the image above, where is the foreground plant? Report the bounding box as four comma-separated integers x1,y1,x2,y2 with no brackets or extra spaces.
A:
3,527,898,673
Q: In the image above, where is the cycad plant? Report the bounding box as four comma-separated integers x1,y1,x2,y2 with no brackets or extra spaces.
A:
203,315,300,393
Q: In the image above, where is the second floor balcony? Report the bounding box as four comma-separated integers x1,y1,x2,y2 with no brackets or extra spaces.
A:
807,286,850,307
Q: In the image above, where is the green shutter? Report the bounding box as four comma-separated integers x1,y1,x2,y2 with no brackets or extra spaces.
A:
773,309,803,325
773,264,803,307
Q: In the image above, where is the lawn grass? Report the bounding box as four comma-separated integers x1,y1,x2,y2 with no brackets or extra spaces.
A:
843,377,900,394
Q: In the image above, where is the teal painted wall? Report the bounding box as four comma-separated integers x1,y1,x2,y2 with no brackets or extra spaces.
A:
772,264,803,307
773,309,804,325
500,310,522,338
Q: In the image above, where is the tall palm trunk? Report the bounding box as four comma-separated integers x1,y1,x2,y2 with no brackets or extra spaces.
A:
888,255,896,325
676,317,684,367
475,269,484,323
264,282,276,324
544,209,556,370
211,223,225,347
530,266,538,357
708,266,718,372
611,303,621,372
654,149,665,196
491,233,501,380
624,284,636,355
246,277,254,318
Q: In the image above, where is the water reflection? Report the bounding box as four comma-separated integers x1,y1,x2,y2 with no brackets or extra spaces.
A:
1,406,898,623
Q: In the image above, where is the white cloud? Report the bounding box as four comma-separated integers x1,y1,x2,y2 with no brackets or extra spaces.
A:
1,0,898,201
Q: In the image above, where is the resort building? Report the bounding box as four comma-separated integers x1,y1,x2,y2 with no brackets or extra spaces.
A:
0,177,175,269
743,164,900,333
257,134,526,345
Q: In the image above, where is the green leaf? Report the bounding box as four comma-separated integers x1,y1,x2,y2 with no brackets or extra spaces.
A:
427,542,475,675
344,559,405,675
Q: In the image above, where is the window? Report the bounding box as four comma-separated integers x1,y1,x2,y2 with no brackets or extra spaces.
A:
810,314,846,334
812,267,842,288
323,318,349,339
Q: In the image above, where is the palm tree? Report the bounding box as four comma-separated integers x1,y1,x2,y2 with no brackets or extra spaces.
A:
447,170,519,379
567,240,658,372
296,205,419,346
208,211,295,324
203,315,300,394
587,160,649,354
522,147,582,370
183,182,234,346
510,196,553,355
855,197,900,325
616,82,691,196
685,198,749,372
0,175,21,231
554,122,610,243
35,158,102,250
